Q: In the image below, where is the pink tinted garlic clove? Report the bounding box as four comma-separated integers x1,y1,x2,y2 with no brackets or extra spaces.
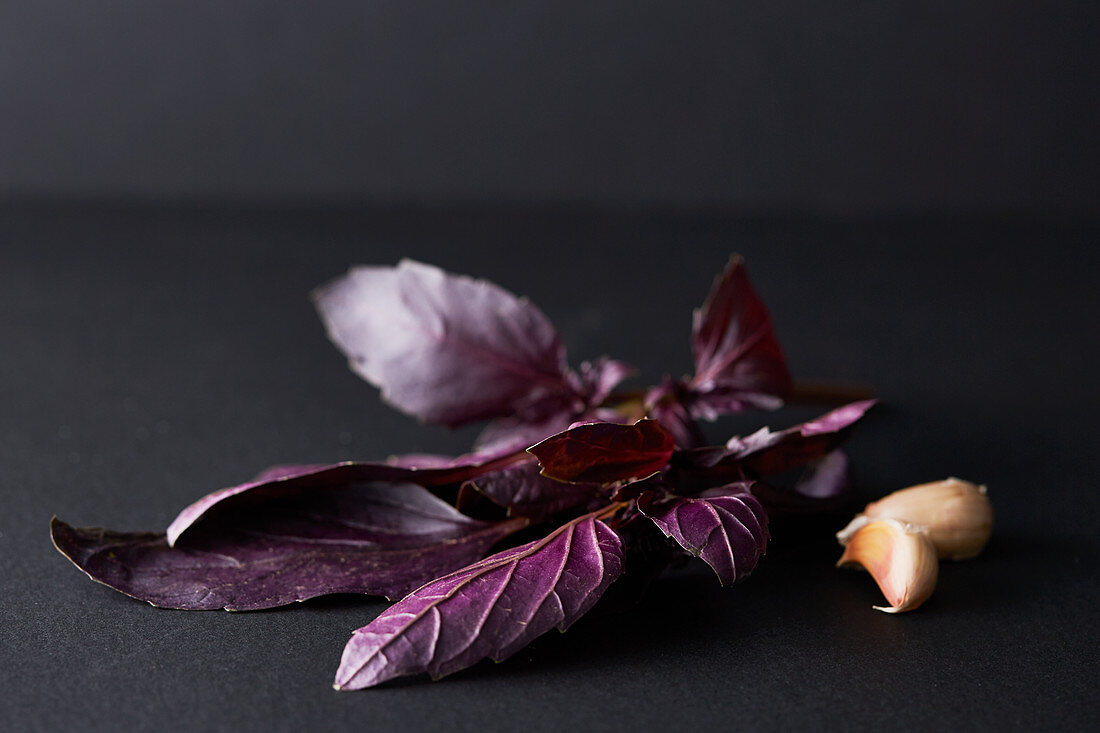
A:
837,519,939,613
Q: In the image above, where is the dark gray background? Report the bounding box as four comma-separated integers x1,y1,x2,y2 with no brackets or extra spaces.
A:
2,1,1099,730
2,1,1098,213
2,205,1098,730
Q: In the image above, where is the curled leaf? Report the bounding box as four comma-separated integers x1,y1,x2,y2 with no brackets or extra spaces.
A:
675,401,876,486
724,400,876,476
333,513,624,689
528,419,676,485
167,458,526,546
52,483,526,610
313,259,572,427
637,483,768,585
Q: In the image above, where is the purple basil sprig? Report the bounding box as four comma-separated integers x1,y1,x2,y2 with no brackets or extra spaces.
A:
53,255,875,689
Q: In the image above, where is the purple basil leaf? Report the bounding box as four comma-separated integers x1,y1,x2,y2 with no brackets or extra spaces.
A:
637,482,768,586
464,461,601,520
528,418,676,485
688,256,792,417
793,450,850,498
167,459,526,546
313,259,572,427
723,399,876,477
333,513,624,689
51,485,526,610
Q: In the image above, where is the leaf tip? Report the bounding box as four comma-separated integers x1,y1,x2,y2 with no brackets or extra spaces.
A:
724,252,746,271
332,670,355,691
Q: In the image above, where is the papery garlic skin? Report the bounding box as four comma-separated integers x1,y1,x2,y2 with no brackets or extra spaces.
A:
836,519,939,613
837,478,993,560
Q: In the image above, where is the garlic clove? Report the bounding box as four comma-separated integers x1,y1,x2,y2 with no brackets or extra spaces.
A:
837,478,993,560
837,519,939,613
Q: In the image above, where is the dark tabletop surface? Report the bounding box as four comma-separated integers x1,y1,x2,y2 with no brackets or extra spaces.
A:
2,202,1098,731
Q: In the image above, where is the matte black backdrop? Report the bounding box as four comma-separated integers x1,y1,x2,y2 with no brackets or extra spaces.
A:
1,2,1099,731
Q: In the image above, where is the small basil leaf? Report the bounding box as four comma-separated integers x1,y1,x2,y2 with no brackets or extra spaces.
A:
528,419,676,485
637,482,768,585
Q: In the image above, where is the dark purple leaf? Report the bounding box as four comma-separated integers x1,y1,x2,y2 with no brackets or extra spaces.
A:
637,483,768,585
333,513,624,689
673,401,876,487
313,259,572,427
464,461,601,520
528,419,676,485
51,484,527,610
688,256,792,417
724,400,876,476
167,458,527,546
794,450,850,498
